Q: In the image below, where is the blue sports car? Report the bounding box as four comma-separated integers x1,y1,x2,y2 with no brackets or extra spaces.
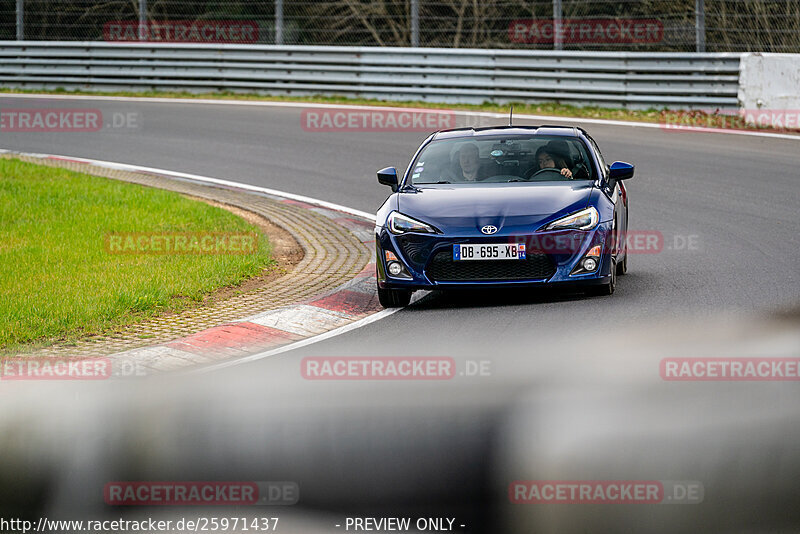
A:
374,125,633,308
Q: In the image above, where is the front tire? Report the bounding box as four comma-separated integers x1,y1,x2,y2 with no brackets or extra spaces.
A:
586,258,616,297
616,250,628,275
378,285,412,308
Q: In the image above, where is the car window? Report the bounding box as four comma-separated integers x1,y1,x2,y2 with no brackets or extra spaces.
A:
410,135,595,185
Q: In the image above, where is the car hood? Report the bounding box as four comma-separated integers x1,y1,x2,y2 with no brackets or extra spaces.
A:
397,182,595,234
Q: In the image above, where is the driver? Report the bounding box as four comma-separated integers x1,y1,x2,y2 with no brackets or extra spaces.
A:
456,143,483,182
534,146,572,178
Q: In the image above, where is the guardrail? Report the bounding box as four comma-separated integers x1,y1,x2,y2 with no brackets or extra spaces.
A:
0,42,744,109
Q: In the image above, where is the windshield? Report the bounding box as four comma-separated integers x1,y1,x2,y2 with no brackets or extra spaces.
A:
409,135,595,185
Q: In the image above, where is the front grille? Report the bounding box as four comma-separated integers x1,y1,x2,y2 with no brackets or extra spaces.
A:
427,250,556,282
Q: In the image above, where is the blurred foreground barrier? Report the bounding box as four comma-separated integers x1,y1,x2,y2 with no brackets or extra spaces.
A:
0,313,798,532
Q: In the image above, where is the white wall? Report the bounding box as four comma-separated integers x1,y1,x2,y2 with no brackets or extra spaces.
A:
739,53,800,116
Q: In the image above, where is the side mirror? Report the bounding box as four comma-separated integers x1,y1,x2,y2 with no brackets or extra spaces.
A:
609,161,634,181
377,167,399,191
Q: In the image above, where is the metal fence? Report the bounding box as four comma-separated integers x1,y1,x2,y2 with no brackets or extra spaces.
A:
0,0,798,52
0,42,742,109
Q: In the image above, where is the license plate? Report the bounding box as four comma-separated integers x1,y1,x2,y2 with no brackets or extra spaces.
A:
453,243,526,261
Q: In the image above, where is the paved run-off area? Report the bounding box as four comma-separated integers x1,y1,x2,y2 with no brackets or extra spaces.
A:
3,153,380,374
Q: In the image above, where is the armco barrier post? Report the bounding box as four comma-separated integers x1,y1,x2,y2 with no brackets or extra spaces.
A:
16,0,23,40
695,0,706,52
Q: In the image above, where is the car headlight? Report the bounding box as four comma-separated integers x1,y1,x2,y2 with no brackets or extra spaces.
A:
542,207,599,231
387,211,438,235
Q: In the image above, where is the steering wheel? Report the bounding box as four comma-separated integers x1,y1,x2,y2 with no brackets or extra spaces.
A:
529,168,567,180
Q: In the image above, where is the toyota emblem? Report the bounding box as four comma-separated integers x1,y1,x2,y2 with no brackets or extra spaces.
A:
481,225,498,235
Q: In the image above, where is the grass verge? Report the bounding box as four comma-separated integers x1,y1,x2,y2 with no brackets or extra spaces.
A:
0,158,274,351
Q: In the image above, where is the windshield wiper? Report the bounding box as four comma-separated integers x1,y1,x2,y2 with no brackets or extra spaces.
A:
416,180,451,184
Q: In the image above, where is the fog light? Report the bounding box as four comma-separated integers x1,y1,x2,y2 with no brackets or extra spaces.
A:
387,261,403,276
582,257,597,271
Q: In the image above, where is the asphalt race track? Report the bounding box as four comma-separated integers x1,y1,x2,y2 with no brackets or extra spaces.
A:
2,95,799,533
3,97,798,317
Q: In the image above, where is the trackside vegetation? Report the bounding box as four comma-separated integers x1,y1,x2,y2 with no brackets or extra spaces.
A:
0,158,273,350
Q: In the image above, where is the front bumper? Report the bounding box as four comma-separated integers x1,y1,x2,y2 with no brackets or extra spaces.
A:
376,223,615,291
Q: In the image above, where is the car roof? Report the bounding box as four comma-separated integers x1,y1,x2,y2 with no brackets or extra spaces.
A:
432,125,586,140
